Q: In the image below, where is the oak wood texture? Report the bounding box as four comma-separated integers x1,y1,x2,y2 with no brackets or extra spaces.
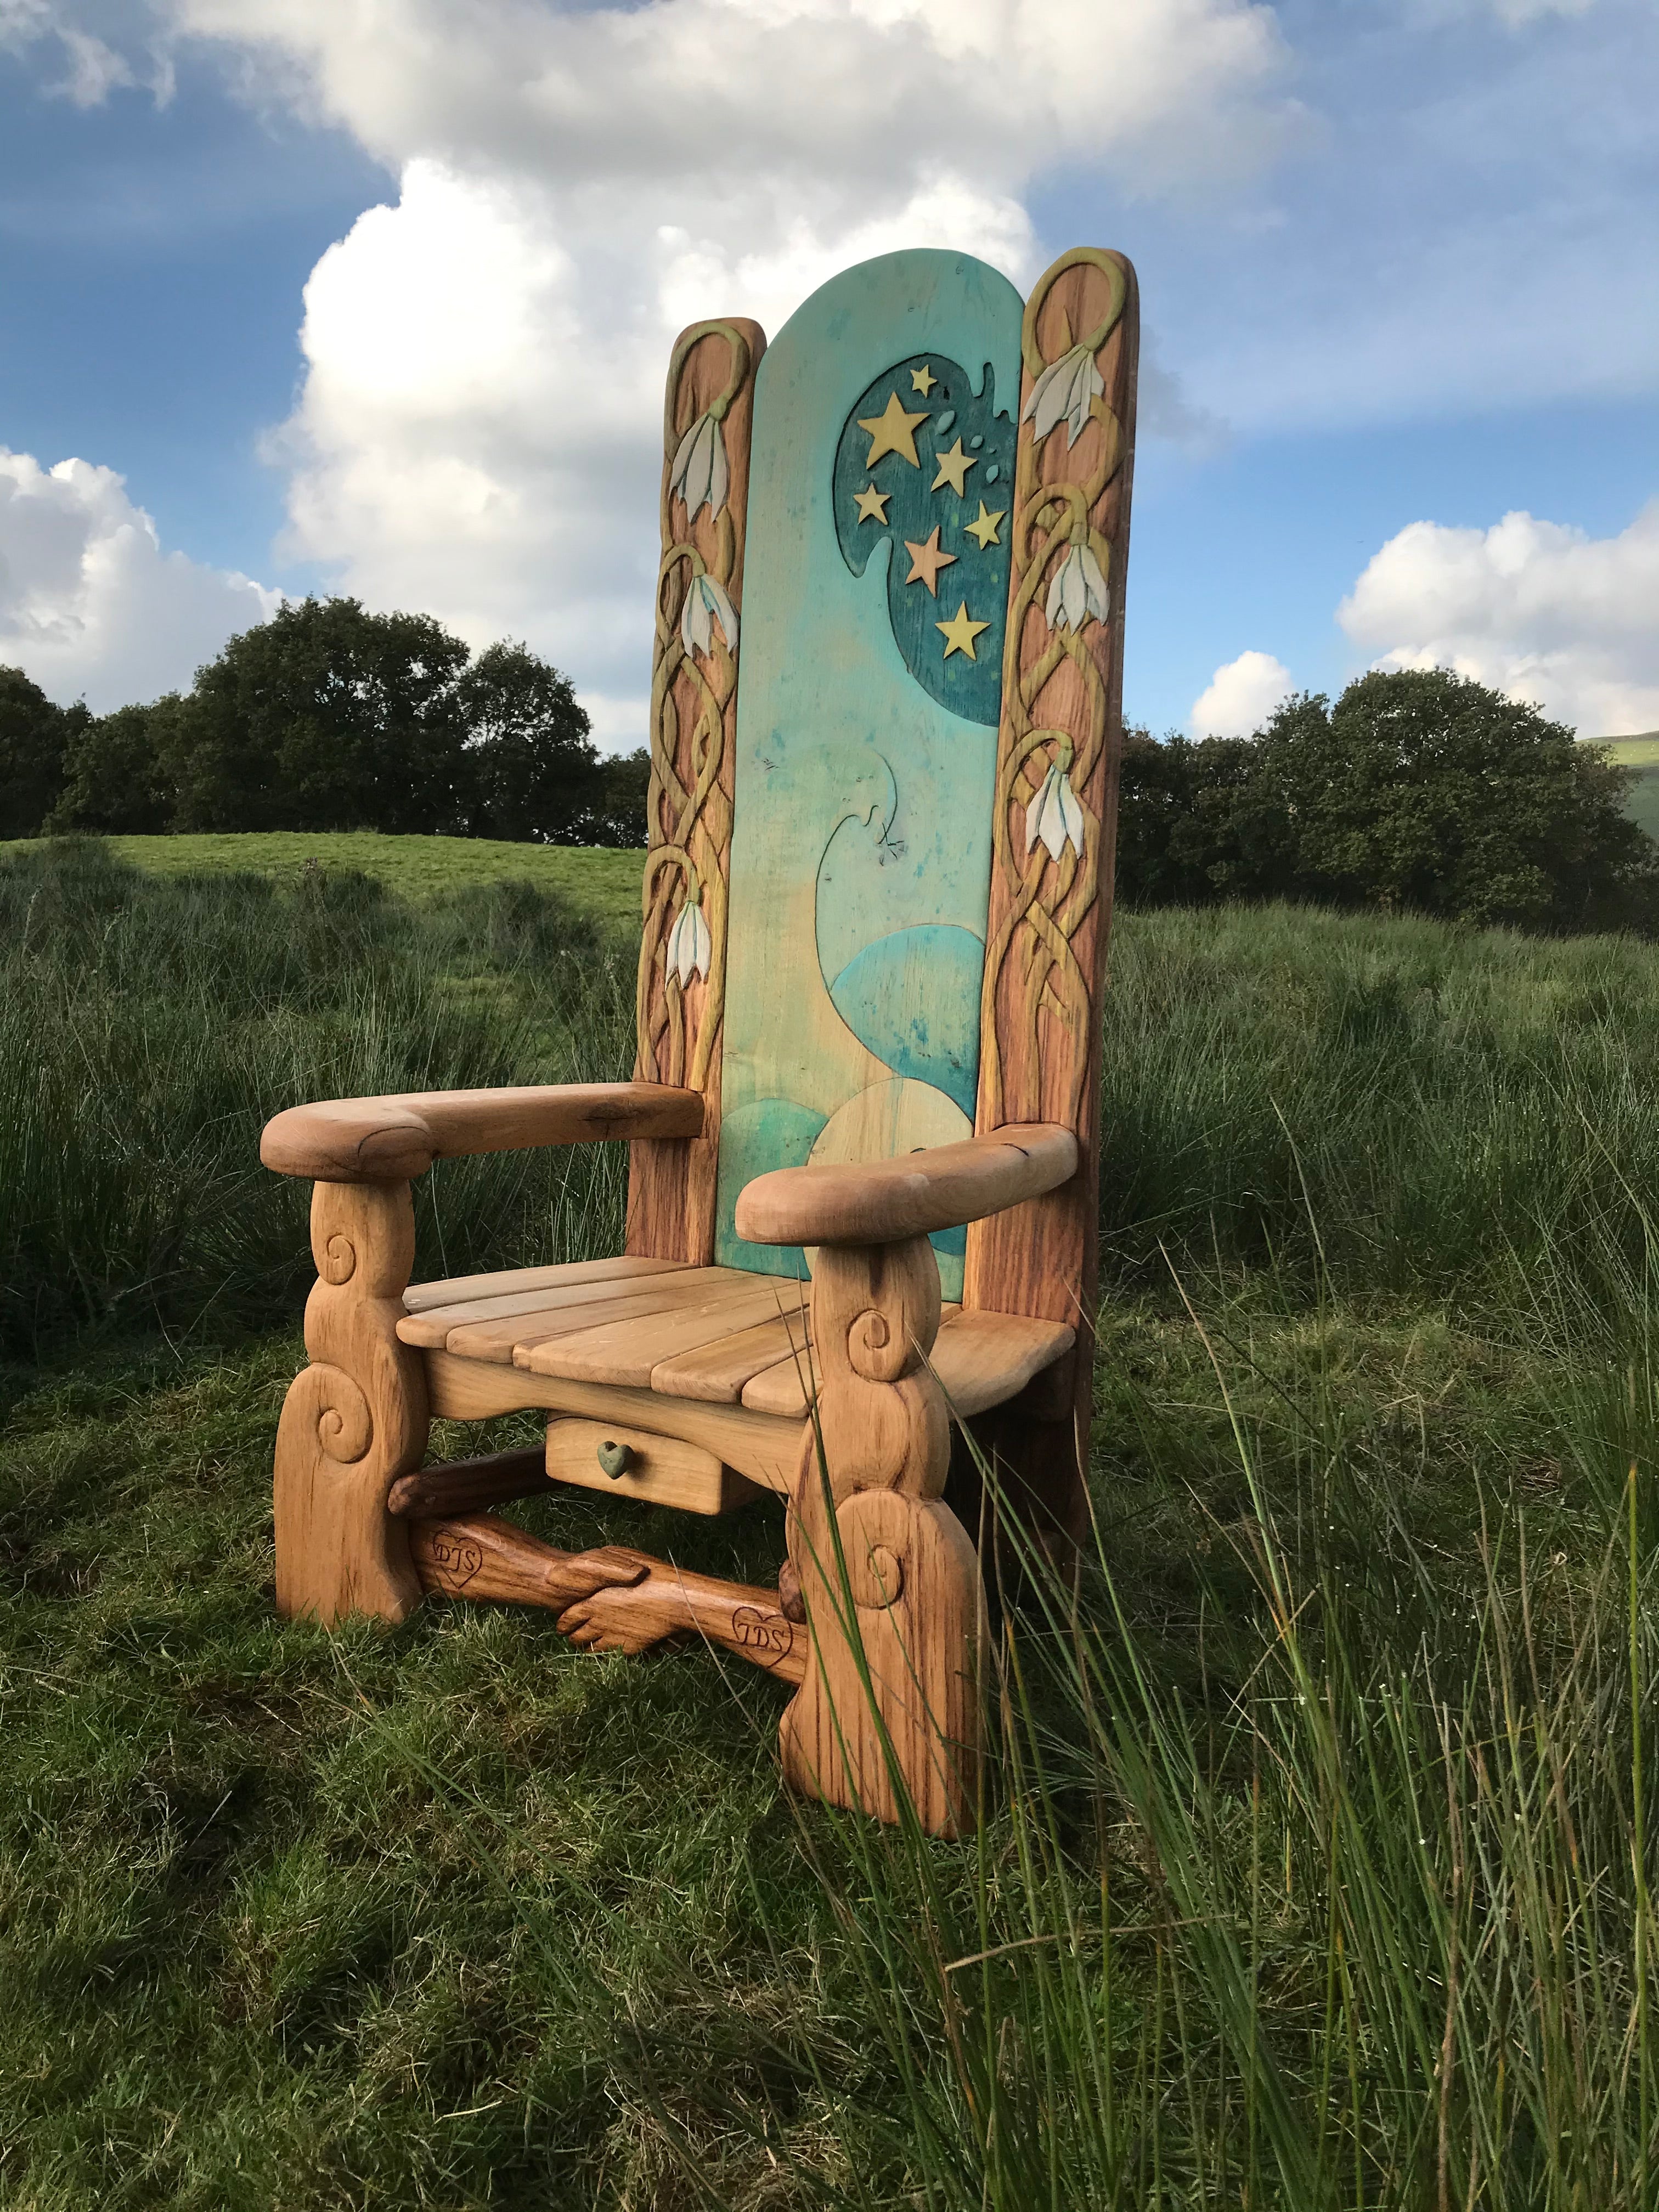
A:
779,1234,983,1836
733,1123,1076,1249
422,1348,804,1493
387,1444,550,1519
274,1180,429,1624
403,1254,685,1317
544,1417,763,1514
400,1265,759,1362
263,1082,703,1185
518,1278,807,1387
630,315,766,1267
411,1512,805,1683
740,1305,1073,1421
964,246,1138,1554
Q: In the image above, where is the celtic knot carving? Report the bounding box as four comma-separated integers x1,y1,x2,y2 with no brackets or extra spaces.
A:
979,249,1133,1135
635,319,758,1094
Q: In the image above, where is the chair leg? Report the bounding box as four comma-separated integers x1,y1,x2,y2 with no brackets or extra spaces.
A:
778,1237,987,1838
274,1180,430,1626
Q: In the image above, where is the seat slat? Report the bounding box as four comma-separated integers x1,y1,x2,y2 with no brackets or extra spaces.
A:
403,1254,686,1316
520,1284,806,1389
438,1271,758,1364
740,1305,1057,1419
648,1301,812,1405
398,1265,700,1348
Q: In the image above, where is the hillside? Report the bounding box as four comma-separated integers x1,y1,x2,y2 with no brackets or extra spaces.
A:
1590,730,1659,840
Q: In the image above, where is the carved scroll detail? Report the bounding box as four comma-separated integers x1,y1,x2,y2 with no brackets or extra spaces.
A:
781,1237,983,1837
273,1181,430,1624
630,315,766,1265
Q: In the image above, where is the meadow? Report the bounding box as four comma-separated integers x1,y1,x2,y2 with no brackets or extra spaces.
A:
2,833,1657,2209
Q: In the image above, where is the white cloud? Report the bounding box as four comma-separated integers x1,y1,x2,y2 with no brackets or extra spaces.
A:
0,448,278,712
1190,649,1295,736
1338,504,1659,737
144,0,1299,747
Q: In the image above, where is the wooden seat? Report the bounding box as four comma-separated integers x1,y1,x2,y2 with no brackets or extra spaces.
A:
263,241,1139,1838
397,1258,1073,1419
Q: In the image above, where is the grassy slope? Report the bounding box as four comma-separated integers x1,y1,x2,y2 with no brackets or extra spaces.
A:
0,830,647,936
1587,732,1659,839
4,838,1658,2207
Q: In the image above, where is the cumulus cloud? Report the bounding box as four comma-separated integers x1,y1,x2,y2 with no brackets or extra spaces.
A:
1190,649,1295,737
1338,504,1659,737
142,0,1298,746
0,449,278,712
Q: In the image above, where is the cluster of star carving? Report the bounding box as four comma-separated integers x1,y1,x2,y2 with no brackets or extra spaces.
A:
850,365,1006,664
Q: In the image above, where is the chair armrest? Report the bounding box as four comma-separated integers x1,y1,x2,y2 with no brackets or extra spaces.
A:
261,1082,704,1184
733,1124,1077,1248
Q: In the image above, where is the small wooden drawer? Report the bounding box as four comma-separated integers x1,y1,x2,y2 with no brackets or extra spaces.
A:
544,1417,763,1515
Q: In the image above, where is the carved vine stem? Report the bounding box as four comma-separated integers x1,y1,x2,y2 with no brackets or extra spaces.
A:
635,320,751,1096
978,249,1133,1133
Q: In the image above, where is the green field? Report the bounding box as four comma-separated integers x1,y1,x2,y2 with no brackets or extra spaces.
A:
3,834,1657,2208
0,830,648,936
1586,731,1659,839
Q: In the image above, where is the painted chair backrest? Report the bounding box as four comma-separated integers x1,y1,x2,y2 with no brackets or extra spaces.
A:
631,246,1137,1348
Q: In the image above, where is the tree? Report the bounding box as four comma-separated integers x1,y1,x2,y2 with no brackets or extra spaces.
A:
1115,727,1295,908
452,640,600,842
1252,670,1655,932
0,667,89,839
591,747,651,848
163,597,472,833
48,697,183,834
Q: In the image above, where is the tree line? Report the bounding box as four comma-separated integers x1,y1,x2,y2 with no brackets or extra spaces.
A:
0,596,649,846
3,610,1650,937
1115,669,1655,935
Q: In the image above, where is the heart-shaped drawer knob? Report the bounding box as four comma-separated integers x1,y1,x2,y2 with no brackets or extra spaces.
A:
596,1438,634,1480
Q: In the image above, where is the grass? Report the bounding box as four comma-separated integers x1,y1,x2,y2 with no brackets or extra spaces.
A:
0,830,648,937
3,836,1658,2207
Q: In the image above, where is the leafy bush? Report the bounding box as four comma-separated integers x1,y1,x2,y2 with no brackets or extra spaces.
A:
1119,668,1658,933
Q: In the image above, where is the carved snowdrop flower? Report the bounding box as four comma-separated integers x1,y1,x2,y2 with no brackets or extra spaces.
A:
669,408,730,522
1026,757,1086,863
1045,540,1110,633
1022,343,1104,448
667,885,713,985
680,572,739,661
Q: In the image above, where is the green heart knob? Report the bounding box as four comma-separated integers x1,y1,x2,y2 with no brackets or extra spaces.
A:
597,1439,634,1480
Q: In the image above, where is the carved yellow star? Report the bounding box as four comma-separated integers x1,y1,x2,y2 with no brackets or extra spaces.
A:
930,438,977,496
856,390,929,469
963,500,1005,550
910,363,937,396
936,600,990,661
853,483,891,524
902,524,957,597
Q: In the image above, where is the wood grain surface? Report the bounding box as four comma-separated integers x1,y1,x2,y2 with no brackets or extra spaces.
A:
263,1082,703,1184
273,1180,429,1624
734,1123,1075,1248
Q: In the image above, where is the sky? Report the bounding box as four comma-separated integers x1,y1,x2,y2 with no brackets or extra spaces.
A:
0,0,1656,750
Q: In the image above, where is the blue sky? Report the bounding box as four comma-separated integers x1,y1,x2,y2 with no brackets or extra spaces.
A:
1,0,1655,746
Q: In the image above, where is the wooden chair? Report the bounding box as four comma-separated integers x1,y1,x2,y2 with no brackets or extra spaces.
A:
262,245,1139,1838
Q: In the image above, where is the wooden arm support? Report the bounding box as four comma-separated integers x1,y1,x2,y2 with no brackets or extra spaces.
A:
733,1122,1077,1249
261,1081,704,1184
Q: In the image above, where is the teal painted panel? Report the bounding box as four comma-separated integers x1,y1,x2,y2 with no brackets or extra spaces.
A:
714,250,1024,1299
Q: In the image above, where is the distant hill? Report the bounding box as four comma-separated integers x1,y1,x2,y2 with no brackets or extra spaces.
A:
1585,733,1659,840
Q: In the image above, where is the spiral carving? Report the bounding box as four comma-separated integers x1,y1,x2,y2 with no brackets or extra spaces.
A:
312,1364,373,1466
320,1232,359,1288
